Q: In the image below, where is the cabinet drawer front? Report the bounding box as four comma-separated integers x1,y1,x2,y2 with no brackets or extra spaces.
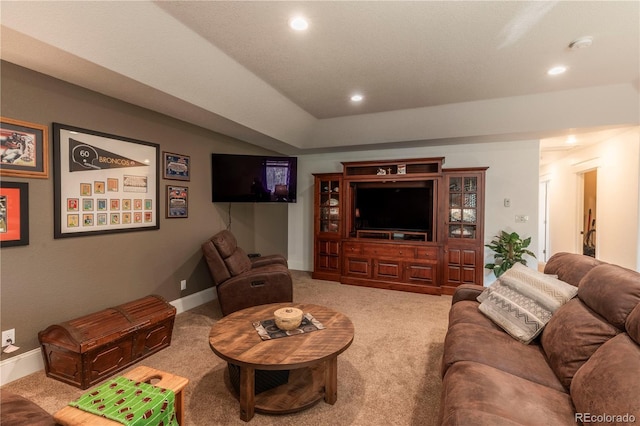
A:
344,257,370,277
343,242,362,255
362,244,412,258
415,247,438,261
406,263,436,283
374,260,402,280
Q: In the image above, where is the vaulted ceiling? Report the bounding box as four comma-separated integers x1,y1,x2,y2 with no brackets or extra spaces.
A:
1,1,639,155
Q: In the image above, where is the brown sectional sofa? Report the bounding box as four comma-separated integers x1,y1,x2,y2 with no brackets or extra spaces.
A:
0,391,55,426
439,252,640,425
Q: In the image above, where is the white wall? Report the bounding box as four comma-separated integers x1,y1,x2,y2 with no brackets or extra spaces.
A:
288,139,540,285
540,128,640,270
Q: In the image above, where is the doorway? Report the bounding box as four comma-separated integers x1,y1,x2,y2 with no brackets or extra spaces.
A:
581,170,597,257
538,180,550,262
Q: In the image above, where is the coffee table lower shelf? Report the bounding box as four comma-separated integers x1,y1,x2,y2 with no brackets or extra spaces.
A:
225,363,327,415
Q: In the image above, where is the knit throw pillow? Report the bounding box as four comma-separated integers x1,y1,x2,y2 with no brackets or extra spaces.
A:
478,263,578,344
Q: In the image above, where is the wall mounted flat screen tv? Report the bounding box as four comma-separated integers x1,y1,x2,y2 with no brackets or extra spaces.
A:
211,154,297,203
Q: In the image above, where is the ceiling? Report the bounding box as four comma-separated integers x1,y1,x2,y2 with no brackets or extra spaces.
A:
1,1,639,157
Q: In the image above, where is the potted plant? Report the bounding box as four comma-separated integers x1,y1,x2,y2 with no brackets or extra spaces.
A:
485,231,536,277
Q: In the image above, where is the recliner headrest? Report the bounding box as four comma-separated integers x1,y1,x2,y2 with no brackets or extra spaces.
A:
211,230,237,258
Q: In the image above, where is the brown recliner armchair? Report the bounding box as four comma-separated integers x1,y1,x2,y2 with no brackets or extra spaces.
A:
202,230,293,316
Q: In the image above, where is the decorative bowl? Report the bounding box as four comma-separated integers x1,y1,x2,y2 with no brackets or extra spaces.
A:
274,307,303,331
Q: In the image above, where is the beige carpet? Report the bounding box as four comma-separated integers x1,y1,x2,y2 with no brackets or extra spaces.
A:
1,271,452,425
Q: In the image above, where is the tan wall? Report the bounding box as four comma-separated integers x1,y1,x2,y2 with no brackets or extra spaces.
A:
0,62,288,359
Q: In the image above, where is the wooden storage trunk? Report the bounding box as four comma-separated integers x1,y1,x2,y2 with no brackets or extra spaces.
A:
38,295,176,389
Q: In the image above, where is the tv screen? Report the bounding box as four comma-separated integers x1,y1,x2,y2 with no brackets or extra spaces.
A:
211,154,297,203
354,181,434,235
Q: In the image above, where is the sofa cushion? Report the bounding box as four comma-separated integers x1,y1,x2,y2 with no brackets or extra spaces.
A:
224,247,252,276
441,323,565,392
440,361,575,426
543,252,604,286
627,304,640,344
571,333,640,423
477,264,578,344
541,298,620,390
578,264,640,330
447,300,503,332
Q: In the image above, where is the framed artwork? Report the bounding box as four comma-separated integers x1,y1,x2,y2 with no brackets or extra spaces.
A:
0,117,49,178
166,185,188,218
163,151,190,181
0,181,29,247
53,123,159,238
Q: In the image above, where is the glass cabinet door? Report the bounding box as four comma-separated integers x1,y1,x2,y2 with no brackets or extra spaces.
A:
319,179,340,233
448,176,477,239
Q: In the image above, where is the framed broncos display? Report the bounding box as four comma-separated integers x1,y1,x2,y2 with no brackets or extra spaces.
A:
53,123,160,238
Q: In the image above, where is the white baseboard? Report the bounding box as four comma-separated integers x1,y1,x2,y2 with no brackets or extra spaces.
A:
0,348,44,386
170,287,216,314
0,289,216,386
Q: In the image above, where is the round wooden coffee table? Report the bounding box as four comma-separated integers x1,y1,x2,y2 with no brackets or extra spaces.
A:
209,303,354,421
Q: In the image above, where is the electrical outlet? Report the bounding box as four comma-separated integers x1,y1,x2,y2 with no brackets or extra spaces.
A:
2,329,15,347
180,280,187,291
515,215,529,223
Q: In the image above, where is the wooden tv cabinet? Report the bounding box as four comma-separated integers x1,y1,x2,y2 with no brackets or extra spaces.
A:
342,240,440,294
312,157,486,295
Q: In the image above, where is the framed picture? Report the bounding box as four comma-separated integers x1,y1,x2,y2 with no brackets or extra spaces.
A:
0,181,29,247
163,151,190,181
53,123,160,238
0,117,49,178
166,185,188,218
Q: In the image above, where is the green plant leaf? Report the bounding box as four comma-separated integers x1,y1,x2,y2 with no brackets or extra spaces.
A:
485,230,536,276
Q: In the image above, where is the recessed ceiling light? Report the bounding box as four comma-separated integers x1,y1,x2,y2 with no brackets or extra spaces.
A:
350,94,364,102
547,65,567,76
289,16,309,31
566,135,577,144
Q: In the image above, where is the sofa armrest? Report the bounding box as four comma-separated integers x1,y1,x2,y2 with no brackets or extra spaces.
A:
451,284,485,305
250,254,288,268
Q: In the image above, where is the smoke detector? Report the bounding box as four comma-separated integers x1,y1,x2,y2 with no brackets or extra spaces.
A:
569,36,593,50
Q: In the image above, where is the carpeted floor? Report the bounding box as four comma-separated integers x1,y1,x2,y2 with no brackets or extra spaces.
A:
1,271,452,425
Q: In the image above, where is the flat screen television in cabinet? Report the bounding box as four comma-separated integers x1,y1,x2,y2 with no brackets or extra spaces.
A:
349,180,435,241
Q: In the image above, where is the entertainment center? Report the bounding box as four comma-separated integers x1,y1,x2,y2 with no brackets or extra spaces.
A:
312,157,487,295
